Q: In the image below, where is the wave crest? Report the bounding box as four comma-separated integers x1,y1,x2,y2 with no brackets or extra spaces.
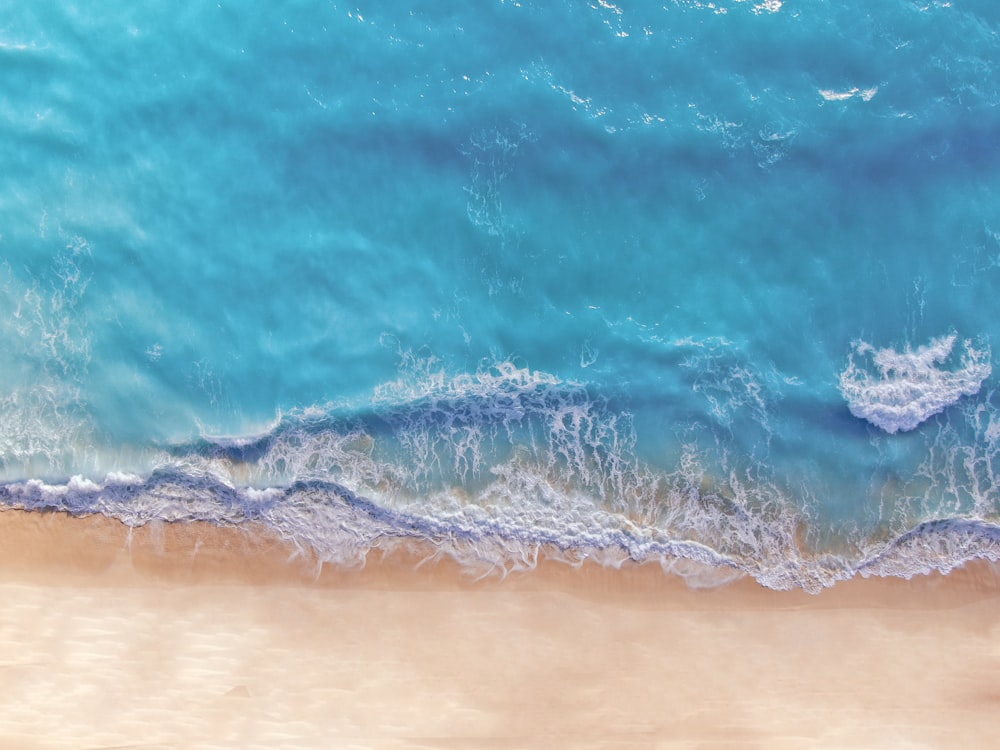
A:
839,334,991,433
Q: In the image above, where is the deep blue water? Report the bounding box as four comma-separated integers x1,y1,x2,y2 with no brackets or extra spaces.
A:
3,0,1000,590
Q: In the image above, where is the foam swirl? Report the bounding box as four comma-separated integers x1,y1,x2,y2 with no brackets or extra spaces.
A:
839,334,992,434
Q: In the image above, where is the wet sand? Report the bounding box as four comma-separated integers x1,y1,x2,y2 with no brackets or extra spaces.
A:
1,508,999,749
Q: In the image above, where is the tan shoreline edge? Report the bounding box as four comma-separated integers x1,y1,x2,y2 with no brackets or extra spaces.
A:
2,509,999,748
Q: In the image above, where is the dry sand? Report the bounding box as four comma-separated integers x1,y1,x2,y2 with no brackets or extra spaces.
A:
1,509,999,749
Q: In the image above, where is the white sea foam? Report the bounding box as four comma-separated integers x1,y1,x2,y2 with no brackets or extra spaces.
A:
0,355,816,588
7,352,997,594
839,334,992,434
7,377,1000,594
0,246,94,474
819,86,878,102
14,455,1000,592
859,519,1000,581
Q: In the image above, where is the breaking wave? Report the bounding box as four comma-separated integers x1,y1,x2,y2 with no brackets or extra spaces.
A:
839,334,992,434
3,357,1000,593
5,464,1000,594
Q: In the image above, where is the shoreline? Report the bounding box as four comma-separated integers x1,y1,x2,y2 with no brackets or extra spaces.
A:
2,508,999,748
4,507,1000,603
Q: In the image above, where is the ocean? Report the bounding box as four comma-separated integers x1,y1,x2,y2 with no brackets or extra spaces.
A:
3,0,1000,592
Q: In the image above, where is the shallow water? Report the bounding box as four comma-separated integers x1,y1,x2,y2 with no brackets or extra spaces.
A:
3,1,1000,590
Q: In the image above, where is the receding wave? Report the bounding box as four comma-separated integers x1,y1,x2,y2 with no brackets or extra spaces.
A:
4,467,1000,593
3,359,1000,593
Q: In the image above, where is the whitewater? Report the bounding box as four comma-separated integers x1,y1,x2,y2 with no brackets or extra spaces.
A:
3,1,1000,591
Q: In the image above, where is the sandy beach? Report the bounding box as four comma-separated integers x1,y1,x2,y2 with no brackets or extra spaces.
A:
1,509,998,749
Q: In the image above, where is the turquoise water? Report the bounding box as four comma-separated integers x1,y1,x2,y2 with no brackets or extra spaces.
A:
4,1,1000,590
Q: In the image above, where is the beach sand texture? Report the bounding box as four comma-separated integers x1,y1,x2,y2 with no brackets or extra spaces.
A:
1,509,999,749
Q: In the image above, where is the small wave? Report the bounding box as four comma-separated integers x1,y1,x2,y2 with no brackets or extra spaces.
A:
839,334,991,434
819,86,878,102
859,518,1000,580
751,0,783,13
4,469,1000,593
0,470,739,574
